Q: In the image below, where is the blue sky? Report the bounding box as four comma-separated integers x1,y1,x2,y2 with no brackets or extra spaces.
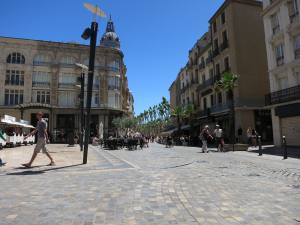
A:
0,0,224,114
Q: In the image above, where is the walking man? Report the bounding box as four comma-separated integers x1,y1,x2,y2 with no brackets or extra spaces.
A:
200,125,212,153
22,112,55,168
214,125,224,152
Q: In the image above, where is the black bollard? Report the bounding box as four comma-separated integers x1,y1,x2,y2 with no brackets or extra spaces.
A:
283,136,287,160
258,136,262,156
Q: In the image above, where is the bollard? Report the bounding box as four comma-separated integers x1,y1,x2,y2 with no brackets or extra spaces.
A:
282,136,287,160
258,136,262,156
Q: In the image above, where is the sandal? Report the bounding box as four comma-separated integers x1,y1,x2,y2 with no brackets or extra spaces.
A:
22,163,31,168
48,162,55,166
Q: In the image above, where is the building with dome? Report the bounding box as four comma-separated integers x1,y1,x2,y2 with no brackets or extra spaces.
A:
0,18,134,142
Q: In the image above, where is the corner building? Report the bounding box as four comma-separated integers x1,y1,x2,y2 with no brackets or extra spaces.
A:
0,18,133,142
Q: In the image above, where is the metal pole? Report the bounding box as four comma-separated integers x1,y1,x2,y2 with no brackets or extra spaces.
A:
283,136,287,160
83,21,98,164
80,72,85,151
258,136,262,156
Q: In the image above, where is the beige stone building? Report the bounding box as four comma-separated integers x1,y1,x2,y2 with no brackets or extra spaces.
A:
0,18,133,142
169,0,272,143
262,0,300,146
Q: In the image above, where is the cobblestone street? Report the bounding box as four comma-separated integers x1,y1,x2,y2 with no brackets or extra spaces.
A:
0,143,300,225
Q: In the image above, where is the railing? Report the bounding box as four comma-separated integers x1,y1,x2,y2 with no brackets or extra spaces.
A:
265,85,300,105
108,85,120,90
220,40,229,51
5,80,24,86
58,83,76,88
199,109,210,118
295,48,300,59
197,77,214,91
210,101,232,113
33,61,51,66
32,81,50,87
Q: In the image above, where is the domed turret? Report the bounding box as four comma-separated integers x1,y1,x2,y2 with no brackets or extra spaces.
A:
100,15,120,49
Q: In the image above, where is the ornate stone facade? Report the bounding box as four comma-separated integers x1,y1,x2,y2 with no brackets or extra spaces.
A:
0,18,133,141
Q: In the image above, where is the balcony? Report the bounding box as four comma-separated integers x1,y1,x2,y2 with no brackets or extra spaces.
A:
265,85,300,105
206,56,213,64
198,109,211,118
276,56,284,66
295,48,300,59
197,77,214,91
33,61,51,66
108,85,120,91
5,80,24,86
32,81,50,88
220,40,229,51
210,101,232,114
58,83,76,89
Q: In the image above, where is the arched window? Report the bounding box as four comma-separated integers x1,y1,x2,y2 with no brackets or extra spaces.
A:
7,52,25,64
33,54,51,65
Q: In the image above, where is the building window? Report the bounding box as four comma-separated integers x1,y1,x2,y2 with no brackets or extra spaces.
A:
213,21,217,33
216,64,220,76
4,89,24,105
209,69,214,79
277,77,288,90
108,76,120,90
202,74,205,83
32,71,51,87
270,13,280,35
59,73,77,88
34,91,50,104
5,70,24,86
295,35,300,59
218,93,223,104
275,44,284,66
210,95,214,106
203,97,207,110
224,57,230,71
33,54,51,65
58,91,77,107
6,52,25,64
288,0,299,23
108,60,120,71
221,12,226,24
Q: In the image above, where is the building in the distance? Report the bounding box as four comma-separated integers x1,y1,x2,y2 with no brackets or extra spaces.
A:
262,0,300,146
0,17,133,142
169,0,272,143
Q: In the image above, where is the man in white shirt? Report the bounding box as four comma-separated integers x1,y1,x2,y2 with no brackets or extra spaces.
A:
214,125,224,152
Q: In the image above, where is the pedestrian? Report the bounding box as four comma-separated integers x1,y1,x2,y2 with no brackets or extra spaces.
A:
247,127,252,146
214,125,224,152
237,127,243,143
251,128,258,147
200,125,213,153
22,112,55,168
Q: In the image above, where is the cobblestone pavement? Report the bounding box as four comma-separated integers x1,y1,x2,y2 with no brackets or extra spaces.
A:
0,143,300,225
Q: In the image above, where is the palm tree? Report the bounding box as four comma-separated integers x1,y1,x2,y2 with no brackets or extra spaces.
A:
171,106,186,134
215,72,238,150
184,104,195,135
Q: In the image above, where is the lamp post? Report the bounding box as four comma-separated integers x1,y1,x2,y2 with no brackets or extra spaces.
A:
75,63,88,152
81,3,106,164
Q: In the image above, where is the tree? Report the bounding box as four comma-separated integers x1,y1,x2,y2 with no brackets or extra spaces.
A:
215,72,238,149
184,104,195,134
171,106,186,134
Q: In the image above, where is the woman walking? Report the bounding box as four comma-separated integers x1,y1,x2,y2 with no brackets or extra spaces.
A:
200,125,213,153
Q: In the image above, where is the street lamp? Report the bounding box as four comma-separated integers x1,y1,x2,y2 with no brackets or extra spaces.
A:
81,3,106,164
75,63,88,152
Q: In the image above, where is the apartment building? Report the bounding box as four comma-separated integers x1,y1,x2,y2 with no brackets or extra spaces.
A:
169,0,272,142
0,18,133,142
262,0,300,146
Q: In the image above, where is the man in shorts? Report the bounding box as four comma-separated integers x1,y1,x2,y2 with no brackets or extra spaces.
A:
22,112,55,168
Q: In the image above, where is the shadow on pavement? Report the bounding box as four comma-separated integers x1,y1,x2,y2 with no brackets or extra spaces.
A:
248,146,300,159
6,163,83,176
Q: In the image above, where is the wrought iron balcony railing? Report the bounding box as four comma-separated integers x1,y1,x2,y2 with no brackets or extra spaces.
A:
197,77,214,91
32,81,50,87
220,40,229,51
265,85,300,105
